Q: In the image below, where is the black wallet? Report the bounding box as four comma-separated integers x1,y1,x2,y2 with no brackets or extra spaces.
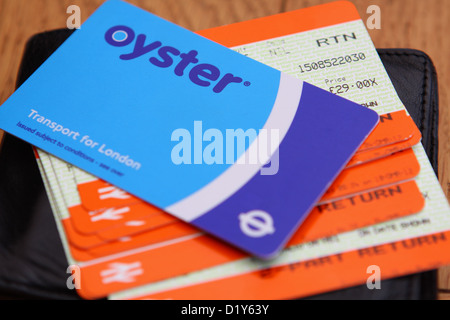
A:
0,29,440,300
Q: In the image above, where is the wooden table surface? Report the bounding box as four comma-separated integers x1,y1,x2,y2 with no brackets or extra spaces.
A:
0,0,449,299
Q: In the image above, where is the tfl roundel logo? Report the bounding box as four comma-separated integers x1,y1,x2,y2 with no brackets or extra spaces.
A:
239,210,275,238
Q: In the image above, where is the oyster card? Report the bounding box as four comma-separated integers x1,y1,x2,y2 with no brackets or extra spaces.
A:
0,0,378,258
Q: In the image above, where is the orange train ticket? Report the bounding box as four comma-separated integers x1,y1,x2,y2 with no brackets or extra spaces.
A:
319,148,420,203
66,180,422,253
346,113,421,168
354,110,417,152
74,145,421,221
76,180,142,212
73,180,423,298
290,180,424,243
68,179,424,252
132,230,450,300
68,202,177,235
62,216,197,253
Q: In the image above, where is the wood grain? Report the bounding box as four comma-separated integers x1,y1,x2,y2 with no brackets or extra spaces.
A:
0,0,449,299
0,0,283,143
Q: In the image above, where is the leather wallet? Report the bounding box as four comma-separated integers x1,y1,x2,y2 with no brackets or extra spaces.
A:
0,30,440,300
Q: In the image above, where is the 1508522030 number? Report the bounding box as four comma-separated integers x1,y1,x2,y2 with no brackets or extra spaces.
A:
298,52,366,73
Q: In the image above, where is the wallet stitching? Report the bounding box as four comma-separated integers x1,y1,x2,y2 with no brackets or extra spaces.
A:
378,50,437,165
378,50,427,129
421,56,436,166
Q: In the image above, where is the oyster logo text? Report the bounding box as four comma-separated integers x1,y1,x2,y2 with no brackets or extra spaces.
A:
105,25,248,93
